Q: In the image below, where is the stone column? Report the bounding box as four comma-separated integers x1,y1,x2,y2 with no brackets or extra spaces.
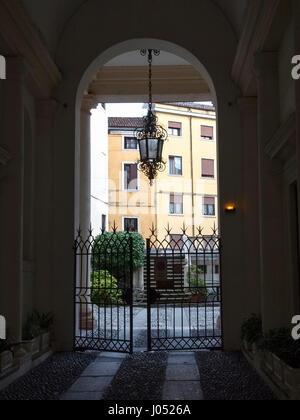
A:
78,96,97,330
253,52,286,331
239,97,261,317
0,58,25,342
35,99,57,314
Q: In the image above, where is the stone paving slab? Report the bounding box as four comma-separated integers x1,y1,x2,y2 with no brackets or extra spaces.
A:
68,376,112,393
166,364,200,381
60,391,103,401
60,352,125,400
163,353,203,400
82,362,121,377
98,352,127,359
163,381,204,401
167,355,197,365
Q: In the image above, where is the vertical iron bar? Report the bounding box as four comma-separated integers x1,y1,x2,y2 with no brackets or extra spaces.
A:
219,237,224,350
147,238,152,351
73,243,77,350
129,235,134,354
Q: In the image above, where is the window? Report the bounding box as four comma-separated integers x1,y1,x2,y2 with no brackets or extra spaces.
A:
124,137,138,150
168,121,182,136
201,159,215,178
123,217,139,232
203,236,217,251
203,197,216,216
123,163,138,190
169,156,183,176
170,193,183,215
101,215,106,232
215,265,219,275
170,234,184,250
201,125,214,140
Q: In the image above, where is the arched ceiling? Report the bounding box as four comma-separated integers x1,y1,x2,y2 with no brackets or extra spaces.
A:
20,0,249,57
213,0,249,37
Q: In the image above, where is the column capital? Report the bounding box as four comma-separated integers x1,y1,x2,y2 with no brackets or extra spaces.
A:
253,52,278,79
81,95,98,115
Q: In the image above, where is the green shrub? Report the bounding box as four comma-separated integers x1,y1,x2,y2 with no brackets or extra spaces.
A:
91,271,123,305
91,231,145,280
23,311,54,339
241,314,263,344
187,265,207,296
259,328,300,369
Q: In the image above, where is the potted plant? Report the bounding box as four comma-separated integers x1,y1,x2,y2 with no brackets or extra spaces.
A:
259,328,300,398
187,265,207,303
22,314,42,356
0,339,13,373
25,311,54,353
241,314,263,355
37,312,54,352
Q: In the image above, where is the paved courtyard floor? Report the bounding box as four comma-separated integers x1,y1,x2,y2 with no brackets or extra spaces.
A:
0,350,276,401
77,305,221,348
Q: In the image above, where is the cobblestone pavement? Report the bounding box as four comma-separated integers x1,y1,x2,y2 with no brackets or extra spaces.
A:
195,351,276,400
102,352,168,401
0,350,276,400
78,306,221,345
0,352,97,400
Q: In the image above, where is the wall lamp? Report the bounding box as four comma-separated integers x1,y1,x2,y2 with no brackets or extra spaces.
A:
225,204,236,213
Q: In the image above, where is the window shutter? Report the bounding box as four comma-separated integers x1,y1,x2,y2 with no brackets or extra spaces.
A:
130,164,138,189
174,194,183,204
201,125,213,138
168,121,182,129
202,159,214,177
204,197,215,205
170,193,183,204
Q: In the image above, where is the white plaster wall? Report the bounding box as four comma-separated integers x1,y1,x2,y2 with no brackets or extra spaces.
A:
91,105,108,234
278,20,296,124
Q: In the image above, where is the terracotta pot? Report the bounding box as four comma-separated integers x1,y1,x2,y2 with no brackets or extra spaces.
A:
40,332,51,352
22,337,40,356
0,350,13,373
190,294,205,304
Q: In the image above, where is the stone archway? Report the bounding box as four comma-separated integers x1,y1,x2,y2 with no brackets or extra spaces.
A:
52,2,245,351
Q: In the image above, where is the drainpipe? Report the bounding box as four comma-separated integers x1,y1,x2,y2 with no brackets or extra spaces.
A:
189,109,195,236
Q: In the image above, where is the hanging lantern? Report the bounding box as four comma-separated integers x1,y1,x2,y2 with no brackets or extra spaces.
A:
135,49,168,186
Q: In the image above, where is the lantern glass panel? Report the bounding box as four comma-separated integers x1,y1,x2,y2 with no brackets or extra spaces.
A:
148,138,159,160
139,138,147,161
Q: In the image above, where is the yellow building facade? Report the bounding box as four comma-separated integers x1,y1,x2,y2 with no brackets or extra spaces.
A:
108,103,218,239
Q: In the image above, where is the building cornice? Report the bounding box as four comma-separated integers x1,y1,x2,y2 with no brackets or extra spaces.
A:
0,0,62,98
153,106,216,121
232,0,280,96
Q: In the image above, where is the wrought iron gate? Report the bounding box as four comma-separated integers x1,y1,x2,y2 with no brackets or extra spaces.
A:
74,229,134,353
146,226,222,351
